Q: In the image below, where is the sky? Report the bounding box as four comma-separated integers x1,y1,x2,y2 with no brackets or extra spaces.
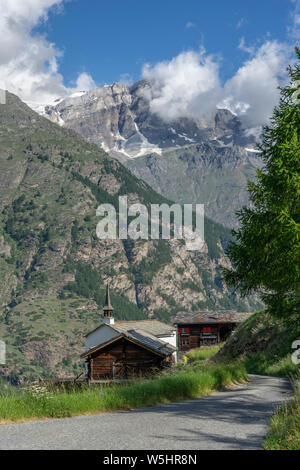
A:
0,0,299,127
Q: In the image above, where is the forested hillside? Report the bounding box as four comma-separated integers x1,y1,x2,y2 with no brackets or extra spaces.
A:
0,92,260,381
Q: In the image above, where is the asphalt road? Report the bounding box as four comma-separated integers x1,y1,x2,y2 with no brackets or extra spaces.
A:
0,375,292,450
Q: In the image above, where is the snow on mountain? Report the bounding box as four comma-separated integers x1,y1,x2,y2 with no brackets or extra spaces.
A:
37,80,259,161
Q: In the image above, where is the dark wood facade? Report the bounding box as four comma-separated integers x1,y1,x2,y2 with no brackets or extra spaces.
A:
83,335,174,381
177,322,236,351
174,310,252,352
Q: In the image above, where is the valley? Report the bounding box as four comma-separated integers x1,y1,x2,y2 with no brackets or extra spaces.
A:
0,91,261,381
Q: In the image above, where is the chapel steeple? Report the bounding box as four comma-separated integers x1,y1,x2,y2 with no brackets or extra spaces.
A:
102,283,114,324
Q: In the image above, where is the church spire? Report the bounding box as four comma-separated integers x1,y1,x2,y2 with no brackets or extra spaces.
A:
103,283,114,318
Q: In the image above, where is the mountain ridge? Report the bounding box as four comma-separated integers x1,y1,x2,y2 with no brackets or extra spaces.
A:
42,80,262,227
43,80,258,160
125,142,262,227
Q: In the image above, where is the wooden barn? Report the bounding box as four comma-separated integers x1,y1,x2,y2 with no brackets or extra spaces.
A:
174,310,252,351
81,285,177,381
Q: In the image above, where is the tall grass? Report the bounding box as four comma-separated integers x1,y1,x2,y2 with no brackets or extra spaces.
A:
185,344,222,362
263,377,300,450
0,361,247,423
242,352,299,378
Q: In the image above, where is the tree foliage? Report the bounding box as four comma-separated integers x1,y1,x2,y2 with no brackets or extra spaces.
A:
223,48,300,317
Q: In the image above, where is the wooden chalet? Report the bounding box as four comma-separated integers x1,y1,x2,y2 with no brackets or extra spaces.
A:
81,285,177,381
174,310,252,351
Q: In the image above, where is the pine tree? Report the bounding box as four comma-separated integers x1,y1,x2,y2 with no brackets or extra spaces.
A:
223,48,300,317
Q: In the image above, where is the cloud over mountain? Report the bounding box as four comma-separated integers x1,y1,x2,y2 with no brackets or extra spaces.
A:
0,0,95,107
142,41,292,128
142,48,222,122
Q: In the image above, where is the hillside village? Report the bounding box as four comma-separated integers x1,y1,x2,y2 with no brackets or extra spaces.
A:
80,284,251,382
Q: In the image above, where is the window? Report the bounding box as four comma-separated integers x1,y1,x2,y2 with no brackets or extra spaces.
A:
181,337,190,346
203,327,212,335
179,327,190,335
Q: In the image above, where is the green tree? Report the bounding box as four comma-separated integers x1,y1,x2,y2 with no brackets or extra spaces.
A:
223,48,300,317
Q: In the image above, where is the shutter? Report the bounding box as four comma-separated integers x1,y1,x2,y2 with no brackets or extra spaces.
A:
203,327,212,334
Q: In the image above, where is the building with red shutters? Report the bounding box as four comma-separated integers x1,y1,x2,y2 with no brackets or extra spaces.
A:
174,310,252,351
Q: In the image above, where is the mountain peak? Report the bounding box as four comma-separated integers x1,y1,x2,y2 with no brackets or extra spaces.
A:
41,79,257,162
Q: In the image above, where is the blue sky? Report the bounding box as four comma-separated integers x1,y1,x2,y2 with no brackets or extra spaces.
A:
39,0,296,87
0,0,299,126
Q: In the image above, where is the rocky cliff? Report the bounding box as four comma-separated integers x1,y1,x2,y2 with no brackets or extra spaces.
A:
45,81,257,160
43,81,261,227
126,143,262,228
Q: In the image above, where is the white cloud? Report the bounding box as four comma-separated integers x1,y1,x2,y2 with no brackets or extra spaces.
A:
238,37,256,55
119,73,134,86
72,72,96,92
142,41,293,127
142,48,222,121
186,22,196,29
0,0,95,106
221,41,292,127
288,0,300,39
236,18,246,30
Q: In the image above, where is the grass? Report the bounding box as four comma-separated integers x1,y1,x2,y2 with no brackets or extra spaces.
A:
263,376,300,450
185,344,222,362
0,361,247,423
218,310,300,378
242,353,299,378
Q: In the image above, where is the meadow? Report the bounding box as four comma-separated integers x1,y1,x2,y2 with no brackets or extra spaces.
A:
0,356,247,423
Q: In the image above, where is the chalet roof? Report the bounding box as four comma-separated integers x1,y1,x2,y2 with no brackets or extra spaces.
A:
173,310,252,325
113,320,175,336
126,328,175,355
81,328,175,359
85,319,174,338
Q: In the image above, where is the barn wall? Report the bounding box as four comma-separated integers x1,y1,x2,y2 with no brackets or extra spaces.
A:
89,338,169,380
177,323,236,351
